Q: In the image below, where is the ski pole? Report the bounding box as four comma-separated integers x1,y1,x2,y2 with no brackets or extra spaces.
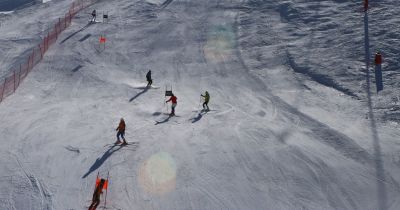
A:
198,95,202,110
165,99,169,113
164,86,168,113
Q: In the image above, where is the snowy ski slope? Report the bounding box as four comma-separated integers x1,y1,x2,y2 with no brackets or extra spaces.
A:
0,0,400,209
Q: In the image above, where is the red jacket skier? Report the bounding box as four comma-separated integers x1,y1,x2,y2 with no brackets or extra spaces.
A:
375,52,382,65
166,94,177,116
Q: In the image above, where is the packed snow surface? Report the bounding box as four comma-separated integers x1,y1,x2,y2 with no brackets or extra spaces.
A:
0,0,400,209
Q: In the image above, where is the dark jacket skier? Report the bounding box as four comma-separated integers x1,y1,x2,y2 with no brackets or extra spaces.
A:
375,52,382,65
91,10,96,22
116,118,127,144
146,70,152,86
88,178,105,210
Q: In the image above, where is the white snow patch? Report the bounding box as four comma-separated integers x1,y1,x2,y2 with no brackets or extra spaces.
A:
0,11,13,15
146,0,165,5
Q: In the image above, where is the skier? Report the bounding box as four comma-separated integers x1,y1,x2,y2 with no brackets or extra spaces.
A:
374,52,383,92
91,10,97,22
116,118,127,145
375,52,382,65
88,178,105,210
166,93,178,116
146,70,152,87
201,91,210,111
364,0,368,11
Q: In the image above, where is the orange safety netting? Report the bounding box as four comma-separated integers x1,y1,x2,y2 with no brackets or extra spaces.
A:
0,0,98,104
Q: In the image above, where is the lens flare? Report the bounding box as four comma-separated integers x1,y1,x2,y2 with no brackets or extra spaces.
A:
204,24,236,63
138,152,177,194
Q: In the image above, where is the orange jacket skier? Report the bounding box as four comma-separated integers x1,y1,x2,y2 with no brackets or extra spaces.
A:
116,118,127,144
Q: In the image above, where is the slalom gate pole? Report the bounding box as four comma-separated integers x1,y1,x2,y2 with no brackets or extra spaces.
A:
13,71,16,92
103,171,110,209
93,172,99,192
0,78,5,102
165,85,168,113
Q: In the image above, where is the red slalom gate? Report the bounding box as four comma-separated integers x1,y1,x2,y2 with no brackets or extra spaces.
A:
0,0,98,104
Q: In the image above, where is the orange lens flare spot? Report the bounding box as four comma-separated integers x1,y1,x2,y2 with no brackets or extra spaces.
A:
138,152,177,194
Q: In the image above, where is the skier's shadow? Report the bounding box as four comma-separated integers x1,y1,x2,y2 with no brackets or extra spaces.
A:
60,22,93,44
190,110,210,123
71,65,83,73
155,115,172,125
82,144,123,178
363,11,388,210
129,87,149,102
190,112,204,123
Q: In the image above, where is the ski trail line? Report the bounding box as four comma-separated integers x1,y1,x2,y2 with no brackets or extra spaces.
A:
15,155,53,210
160,0,174,9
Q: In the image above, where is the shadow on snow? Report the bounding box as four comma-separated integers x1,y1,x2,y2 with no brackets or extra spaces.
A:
82,144,123,178
129,87,149,102
363,11,388,210
155,115,172,125
60,22,93,44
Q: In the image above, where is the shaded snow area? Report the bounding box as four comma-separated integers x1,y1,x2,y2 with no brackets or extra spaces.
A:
0,0,400,209
239,0,400,124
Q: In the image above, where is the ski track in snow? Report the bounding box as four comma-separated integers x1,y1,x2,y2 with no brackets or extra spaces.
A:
160,0,174,9
13,153,53,210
